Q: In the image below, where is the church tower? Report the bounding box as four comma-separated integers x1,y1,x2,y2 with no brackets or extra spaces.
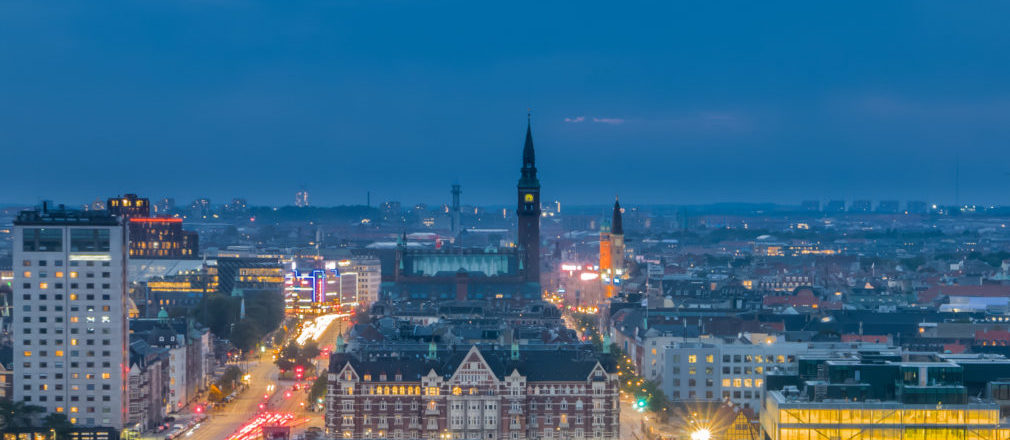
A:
517,116,541,283
611,197,626,276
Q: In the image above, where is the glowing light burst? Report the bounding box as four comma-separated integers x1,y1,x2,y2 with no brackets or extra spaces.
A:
691,429,711,440
295,313,346,345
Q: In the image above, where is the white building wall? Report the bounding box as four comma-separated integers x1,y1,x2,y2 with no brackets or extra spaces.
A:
13,216,129,428
168,345,187,412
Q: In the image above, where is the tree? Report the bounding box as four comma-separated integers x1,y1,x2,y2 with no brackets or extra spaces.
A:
230,318,261,352
207,385,224,403
301,340,320,360
307,375,328,409
276,342,300,371
218,365,244,394
42,413,74,440
198,294,239,338
0,400,45,430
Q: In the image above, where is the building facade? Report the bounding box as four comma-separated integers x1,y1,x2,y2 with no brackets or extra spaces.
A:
660,337,893,411
762,390,1007,440
126,218,198,259
326,346,620,440
13,206,130,428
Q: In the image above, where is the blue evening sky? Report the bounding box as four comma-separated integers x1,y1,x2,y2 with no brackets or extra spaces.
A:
2,1,1009,207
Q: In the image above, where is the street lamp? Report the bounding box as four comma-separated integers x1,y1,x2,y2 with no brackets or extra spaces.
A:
690,428,711,440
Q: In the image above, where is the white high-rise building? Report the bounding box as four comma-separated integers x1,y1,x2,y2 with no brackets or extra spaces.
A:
13,205,129,428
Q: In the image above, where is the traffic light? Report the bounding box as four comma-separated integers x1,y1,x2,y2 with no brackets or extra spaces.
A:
634,398,647,412
295,365,304,380
194,405,204,414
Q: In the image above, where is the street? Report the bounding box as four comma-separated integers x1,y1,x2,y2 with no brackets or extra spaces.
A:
178,315,348,440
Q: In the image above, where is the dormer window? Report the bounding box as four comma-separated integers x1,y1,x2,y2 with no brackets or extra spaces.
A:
395,374,402,381
380,374,387,381
364,374,372,382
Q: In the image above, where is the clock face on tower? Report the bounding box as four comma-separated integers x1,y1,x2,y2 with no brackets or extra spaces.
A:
524,193,534,203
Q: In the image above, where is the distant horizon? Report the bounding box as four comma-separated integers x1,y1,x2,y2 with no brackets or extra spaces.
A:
0,197,997,212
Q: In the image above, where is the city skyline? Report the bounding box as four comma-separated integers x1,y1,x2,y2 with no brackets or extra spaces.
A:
3,2,1010,205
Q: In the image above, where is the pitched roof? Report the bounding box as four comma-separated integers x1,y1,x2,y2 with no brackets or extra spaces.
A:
331,345,615,383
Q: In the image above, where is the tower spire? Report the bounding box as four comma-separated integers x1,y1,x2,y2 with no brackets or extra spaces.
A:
522,114,535,172
612,197,623,235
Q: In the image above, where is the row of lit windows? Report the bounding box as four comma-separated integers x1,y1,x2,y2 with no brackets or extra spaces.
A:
776,427,1005,440
22,282,112,290
680,353,789,364
721,378,764,388
776,408,999,425
23,260,109,268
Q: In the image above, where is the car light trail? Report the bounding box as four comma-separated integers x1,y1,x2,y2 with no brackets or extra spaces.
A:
224,412,297,440
295,313,346,345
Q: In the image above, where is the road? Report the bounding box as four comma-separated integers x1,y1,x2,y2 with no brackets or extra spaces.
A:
185,354,274,440
182,315,349,440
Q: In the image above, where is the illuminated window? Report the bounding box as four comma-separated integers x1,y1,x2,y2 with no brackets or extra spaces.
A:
722,379,731,387
56,407,64,413
688,355,697,364
70,294,78,300
102,373,110,379
70,317,79,323
70,407,79,413
55,351,64,357
23,351,31,357
363,374,371,381
733,379,741,387
23,271,31,278
56,272,64,278
39,282,48,289
706,355,714,363
453,386,462,396
743,379,752,388
70,272,78,278
755,379,763,388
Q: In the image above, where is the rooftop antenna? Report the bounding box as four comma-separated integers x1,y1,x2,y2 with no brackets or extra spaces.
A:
955,154,960,208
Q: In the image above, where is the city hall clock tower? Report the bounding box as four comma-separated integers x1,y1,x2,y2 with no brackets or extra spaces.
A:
517,115,541,283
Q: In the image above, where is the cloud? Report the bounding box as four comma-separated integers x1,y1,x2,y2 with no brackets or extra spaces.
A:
592,117,625,125
564,116,585,123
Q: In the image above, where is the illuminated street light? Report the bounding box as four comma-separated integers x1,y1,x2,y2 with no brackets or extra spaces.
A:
691,429,711,440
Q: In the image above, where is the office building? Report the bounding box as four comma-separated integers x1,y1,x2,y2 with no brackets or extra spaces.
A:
126,218,198,259
760,356,1010,440
105,194,198,259
13,205,130,428
660,335,893,411
106,194,150,219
